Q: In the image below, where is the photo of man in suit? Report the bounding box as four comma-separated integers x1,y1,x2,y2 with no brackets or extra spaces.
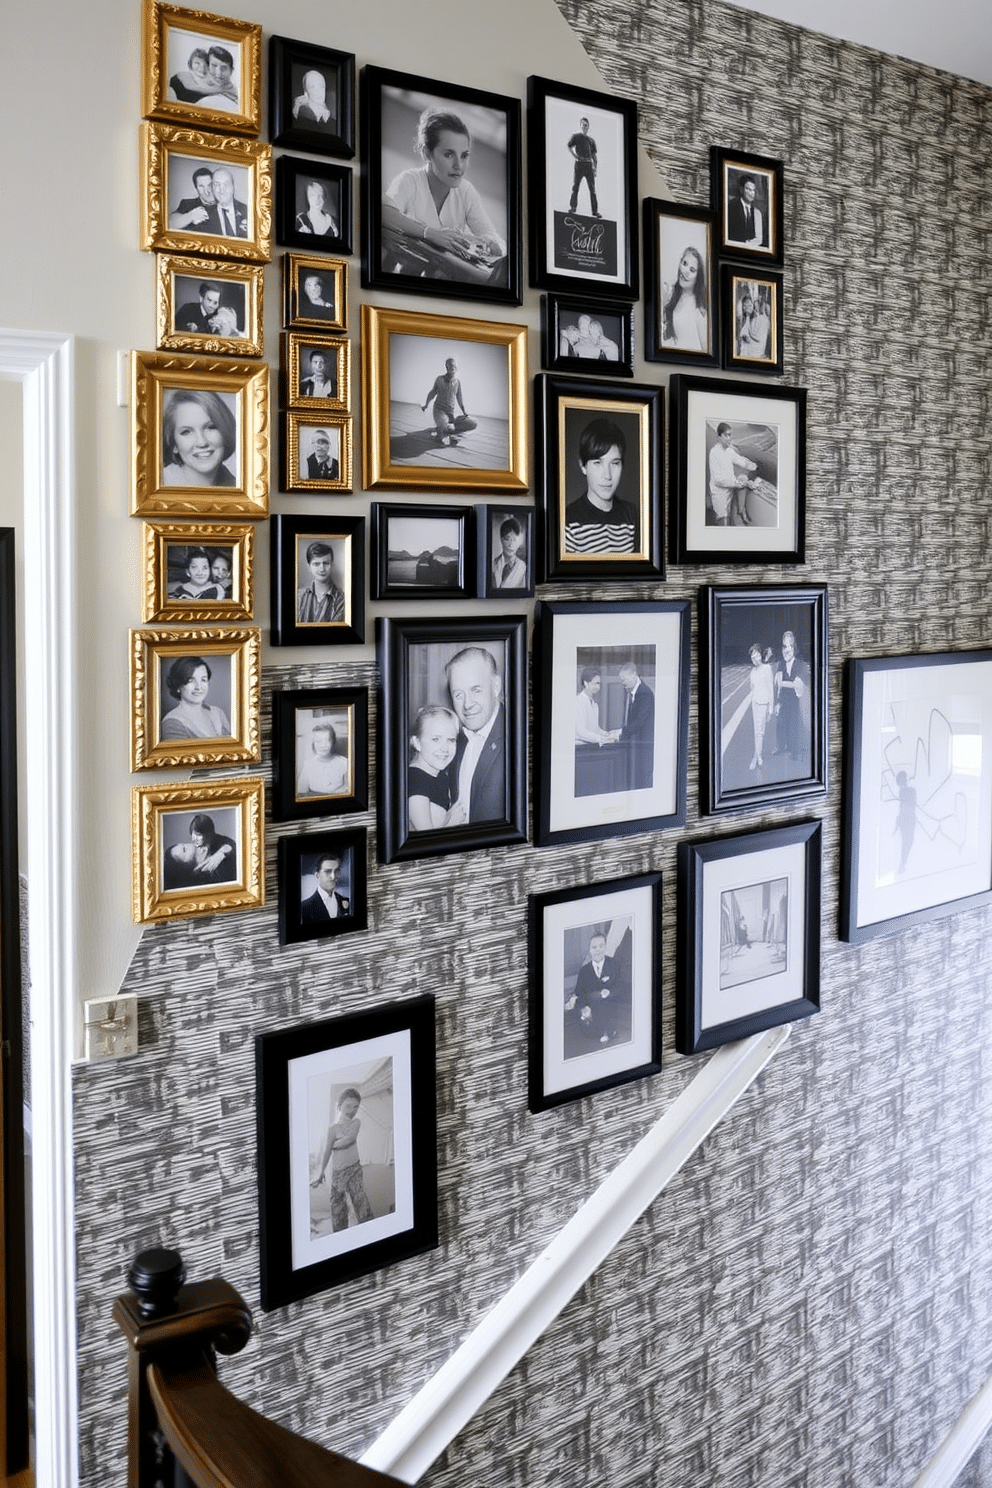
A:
726,172,766,250
445,645,505,826
617,660,655,789
300,852,350,922
206,167,249,239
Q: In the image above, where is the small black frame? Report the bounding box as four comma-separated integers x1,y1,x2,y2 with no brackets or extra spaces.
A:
270,514,364,648
476,504,535,599
720,265,784,376
276,826,368,946
371,503,474,601
272,686,369,822
643,199,719,367
276,155,353,255
268,35,355,158
711,145,784,267
541,294,635,376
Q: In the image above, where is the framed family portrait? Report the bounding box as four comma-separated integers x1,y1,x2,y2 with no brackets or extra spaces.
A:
361,65,521,306
156,254,263,358
268,35,355,158
371,504,474,602
270,515,364,648
541,295,634,376
276,156,353,256
711,146,784,266
282,332,350,413
360,304,529,495
536,374,663,582
529,873,662,1113
132,775,264,925
255,996,438,1310
271,686,369,822
130,352,269,519
643,199,718,366
721,266,784,375
700,584,829,815
281,412,352,493
527,75,638,299
130,626,260,771
533,601,690,848
476,505,535,599
841,650,992,944
140,123,272,262
676,820,821,1055
668,374,806,565
142,520,254,623
277,828,367,947
142,0,261,136
377,615,528,864
282,253,348,332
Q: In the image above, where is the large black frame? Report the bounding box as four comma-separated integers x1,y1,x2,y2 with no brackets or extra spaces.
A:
276,155,353,255
643,199,719,367
270,514,365,648
268,35,355,158
527,75,638,300
361,64,522,307
272,685,369,822
376,613,528,863
676,820,821,1055
256,996,437,1310
700,583,829,815
371,503,475,601
276,827,368,946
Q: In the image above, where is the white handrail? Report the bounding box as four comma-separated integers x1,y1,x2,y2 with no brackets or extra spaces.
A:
912,1373,992,1487
361,1024,792,1484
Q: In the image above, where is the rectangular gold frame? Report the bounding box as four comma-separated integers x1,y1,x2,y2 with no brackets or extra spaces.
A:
142,0,262,135
282,254,348,332
142,520,255,622
156,254,264,357
130,626,261,770
360,304,529,494
282,412,353,494
282,332,350,412
140,122,272,263
131,352,269,518
132,776,265,925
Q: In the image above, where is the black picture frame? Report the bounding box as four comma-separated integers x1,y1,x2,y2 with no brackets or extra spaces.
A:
536,373,663,582
360,64,522,306
256,996,438,1310
711,145,784,267
721,265,784,376
841,650,992,944
376,614,528,863
700,583,829,815
540,294,634,376
276,827,368,946
643,199,719,366
268,35,355,158
529,872,663,1112
533,600,691,848
276,155,353,255
271,686,369,822
669,373,806,566
370,503,474,601
527,75,638,300
270,514,364,648
476,504,535,599
676,821,821,1055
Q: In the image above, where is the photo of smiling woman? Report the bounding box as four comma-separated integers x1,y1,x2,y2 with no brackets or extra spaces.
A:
161,387,238,487
160,654,232,742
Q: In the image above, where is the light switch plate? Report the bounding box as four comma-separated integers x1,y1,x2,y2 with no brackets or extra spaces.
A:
84,996,138,1060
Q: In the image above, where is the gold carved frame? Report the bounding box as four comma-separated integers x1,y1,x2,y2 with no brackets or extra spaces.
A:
140,122,272,263
142,519,255,623
142,0,262,135
130,625,261,770
132,776,265,924
156,254,264,358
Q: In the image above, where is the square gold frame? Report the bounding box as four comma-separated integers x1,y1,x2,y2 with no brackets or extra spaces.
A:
130,626,261,770
360,304,529,495
156,254,264,357
282,332,350,413
282,412,353,494
131,351,269,518
132,776,265,925
142,521,255,623
140,122,272,263
282,253,348,332
142,0,262,135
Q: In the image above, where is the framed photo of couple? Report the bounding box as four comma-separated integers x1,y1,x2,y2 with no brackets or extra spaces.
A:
142,0,261,136
156,255,264,358
132,775,264,925
140,123,272,262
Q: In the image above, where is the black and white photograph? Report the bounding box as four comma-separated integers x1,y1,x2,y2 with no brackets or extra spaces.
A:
166,155,252,240
527,76,638,298
477,504,534,598
166,541,235,602
282,332,350,412
701,584,828,814
534,601,690,847
143,2,261,134
677,821,821,1054
141,124,272,262
157,255,263,356
711,146,784,266
283,253,347,331
541,295,634,376
361,66,521,305
643,200,718,365
143,520,253,624
255,997,438,1308
721,267,783,375
161,804,241,892
130,626,260,771
276,828,367,945
528,873,662,1112
161,384,240,489
377,615,528,862
173,274,247,338
270,514,364,648
276,156,353,255
272,686,368,822
371,504,472,601
269,36,355,158
282,411,352,492
131,777,264,924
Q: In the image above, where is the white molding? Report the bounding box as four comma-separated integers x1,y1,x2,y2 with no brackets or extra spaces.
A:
0,330,78,1488
361,1025,792,1484
912,1373,992,1487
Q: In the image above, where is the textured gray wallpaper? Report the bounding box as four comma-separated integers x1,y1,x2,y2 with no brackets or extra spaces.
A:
73,3,992,1485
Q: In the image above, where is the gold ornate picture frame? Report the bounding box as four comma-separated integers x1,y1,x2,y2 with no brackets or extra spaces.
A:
140,122,272,262
282,332,350,412
156,254,264,357
142,0,262,136
282,253,348,332
132,776,265,925
281,411,353,493
130,351,269,518
130,626,261,770
142,520,255,623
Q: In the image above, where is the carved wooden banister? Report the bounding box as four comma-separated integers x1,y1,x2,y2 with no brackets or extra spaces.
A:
114,1248,403,1488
